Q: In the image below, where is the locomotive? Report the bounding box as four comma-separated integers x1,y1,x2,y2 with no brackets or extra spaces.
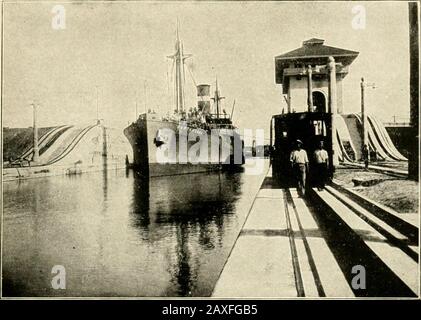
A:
270,111,333,187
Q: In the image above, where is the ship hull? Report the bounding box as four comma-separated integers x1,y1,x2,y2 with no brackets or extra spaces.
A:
124,114,244,177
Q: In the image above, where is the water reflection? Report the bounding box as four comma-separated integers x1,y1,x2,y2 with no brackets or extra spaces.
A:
2,164,264,297
129,171,242,296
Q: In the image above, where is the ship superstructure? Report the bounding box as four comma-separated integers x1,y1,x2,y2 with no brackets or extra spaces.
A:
124,26,244,176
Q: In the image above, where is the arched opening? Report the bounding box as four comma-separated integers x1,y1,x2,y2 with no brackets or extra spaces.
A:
312,91,326,113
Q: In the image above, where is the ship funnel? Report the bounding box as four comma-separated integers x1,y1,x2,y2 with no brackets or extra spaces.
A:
197,84,211,113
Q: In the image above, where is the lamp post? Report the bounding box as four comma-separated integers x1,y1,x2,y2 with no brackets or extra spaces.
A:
31,101,40,164
360,77,376,156
95,86,101,124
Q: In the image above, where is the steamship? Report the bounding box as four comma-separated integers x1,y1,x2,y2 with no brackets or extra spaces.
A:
123,28,244,177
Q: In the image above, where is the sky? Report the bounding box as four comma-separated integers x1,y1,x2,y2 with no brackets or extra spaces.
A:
2,1,412,136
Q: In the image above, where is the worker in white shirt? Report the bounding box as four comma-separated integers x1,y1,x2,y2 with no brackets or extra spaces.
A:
313,140,329,191
290,139,309,196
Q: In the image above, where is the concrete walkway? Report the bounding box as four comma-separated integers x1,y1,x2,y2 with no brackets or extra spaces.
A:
212,167,353,298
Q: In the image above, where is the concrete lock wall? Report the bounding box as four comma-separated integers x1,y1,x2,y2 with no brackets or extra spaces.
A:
3,125,133,181
385,126,412,158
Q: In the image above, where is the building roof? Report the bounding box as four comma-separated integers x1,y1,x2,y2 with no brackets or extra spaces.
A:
275,39,359,84
275,39,359,61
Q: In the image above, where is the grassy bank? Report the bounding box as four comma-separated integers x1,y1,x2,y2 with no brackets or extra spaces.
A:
334,168,419,213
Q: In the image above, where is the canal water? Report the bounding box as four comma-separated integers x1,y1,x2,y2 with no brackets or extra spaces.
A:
2,161,267,297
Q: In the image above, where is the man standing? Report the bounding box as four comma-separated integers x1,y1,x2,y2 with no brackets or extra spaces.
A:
290,140,309,196
314,141,329,191
362,144,369,170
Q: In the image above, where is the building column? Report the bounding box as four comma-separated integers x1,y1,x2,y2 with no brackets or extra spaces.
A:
337,77,344,114
328,56,338,168
307,65,313,112
32,102,39,164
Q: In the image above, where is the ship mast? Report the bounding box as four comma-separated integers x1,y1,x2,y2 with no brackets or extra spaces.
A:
211,78,225,118
167,21,191,114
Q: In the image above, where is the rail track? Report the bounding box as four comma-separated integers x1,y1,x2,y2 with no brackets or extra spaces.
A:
306,182,418,297
213,165,418,297
342,161,408,178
